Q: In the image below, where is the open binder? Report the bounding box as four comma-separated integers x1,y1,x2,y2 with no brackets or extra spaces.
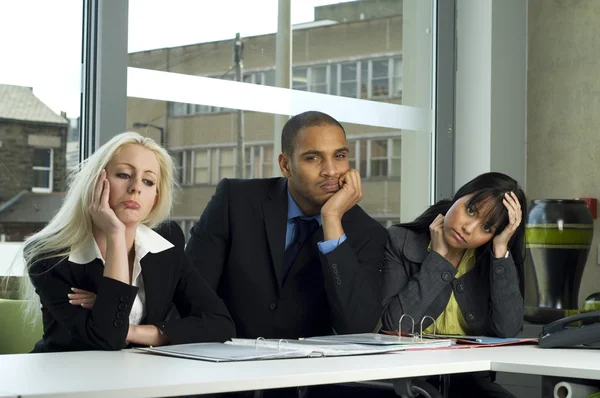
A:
382,314,538,347
137,333,452,362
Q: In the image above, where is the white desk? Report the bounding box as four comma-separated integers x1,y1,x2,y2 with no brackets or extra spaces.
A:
0,346,597,397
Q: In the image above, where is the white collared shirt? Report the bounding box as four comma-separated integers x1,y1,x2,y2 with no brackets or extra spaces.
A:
68,224,174,325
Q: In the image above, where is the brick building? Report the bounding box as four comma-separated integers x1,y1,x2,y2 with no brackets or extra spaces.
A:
0,84,68,241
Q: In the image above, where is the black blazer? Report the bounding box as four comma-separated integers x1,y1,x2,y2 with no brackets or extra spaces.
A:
381,226,524,337
29,221,235,353
185,178,388,339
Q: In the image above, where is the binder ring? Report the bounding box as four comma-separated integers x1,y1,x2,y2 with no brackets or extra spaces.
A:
277,339,288,350
399,314,415,337
255,337,266,348
420,315,436,339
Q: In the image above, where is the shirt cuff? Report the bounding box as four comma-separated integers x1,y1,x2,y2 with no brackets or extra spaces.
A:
317,234,347,254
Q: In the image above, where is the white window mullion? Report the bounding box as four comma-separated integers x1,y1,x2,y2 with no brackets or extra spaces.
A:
189,150,195,185
215,148,221,182
249,146,255,178
366,140,372,178
325,64,331,94
388,58,393,99
354,140,360,174
181,151,188,185
49,148,54,192
387,138,393,178
259,146,265,178
356,61,361,99
367,61,373,98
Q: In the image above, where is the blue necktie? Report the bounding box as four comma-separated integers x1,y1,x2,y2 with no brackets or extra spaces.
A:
283,217,319,280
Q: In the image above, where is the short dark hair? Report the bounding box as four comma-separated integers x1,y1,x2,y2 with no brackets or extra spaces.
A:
281,111,346,155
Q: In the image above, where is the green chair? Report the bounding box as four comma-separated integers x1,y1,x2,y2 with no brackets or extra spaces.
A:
0,299,42,354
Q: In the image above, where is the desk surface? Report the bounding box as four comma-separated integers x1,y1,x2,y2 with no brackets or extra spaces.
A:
0,346,597,397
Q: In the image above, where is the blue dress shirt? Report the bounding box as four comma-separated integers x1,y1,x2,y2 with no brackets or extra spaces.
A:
286,189,347,254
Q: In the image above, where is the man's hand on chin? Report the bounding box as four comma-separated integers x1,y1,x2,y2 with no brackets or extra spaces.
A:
320,169,362,241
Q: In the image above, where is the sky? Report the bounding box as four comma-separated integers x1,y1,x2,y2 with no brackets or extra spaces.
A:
0,0,355,118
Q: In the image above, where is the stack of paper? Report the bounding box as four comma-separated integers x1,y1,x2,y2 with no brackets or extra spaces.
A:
137,333,453,362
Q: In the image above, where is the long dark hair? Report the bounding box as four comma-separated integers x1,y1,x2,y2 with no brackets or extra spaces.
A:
400,172,527,295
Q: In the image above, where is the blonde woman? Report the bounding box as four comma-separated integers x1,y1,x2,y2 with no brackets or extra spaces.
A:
24,132,235,352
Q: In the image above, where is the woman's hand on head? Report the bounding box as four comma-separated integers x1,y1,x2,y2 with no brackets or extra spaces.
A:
89,170,125,237
429,214,449,257
493,191,522,258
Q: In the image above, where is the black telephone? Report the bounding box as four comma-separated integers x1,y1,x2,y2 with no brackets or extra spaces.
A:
538,310,600,348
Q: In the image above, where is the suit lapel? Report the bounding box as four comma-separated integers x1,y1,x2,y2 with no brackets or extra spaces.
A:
263,178,288,291
140,251,173,323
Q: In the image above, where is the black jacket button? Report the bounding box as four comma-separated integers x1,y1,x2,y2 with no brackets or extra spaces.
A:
113,320,124,327
269,302,277,310
442,272,452,282
494,265,506,275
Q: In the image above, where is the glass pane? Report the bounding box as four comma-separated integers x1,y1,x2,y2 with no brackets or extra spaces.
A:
194,169,209,184
373,59,388,78
33,170,50,189
292,67,307,91
341,63,357,81
32,149,51,168
0,1,82,241
220,149,235,166
194,150,207,166
312,66,327,84
126,0,434,232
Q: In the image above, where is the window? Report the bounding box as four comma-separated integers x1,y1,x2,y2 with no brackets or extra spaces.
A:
360,61,369,99
292,67,308,91
220,148,235,179
371,140,389,177
339,63,358,98
392,57,403,97
194,150,209,184
372,59,390,97
262,146,274,178
32,148,53,193
310,65,328,94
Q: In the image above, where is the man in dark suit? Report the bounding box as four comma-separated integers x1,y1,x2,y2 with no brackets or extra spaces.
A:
185,111,387,340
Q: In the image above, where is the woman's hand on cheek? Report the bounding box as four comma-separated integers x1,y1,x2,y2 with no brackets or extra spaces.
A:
89,170,126,237
430,214,449,258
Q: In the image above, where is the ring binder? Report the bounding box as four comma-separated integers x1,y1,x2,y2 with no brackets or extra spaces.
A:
398,314,438,340
420,315,436,340
277,339,288,350
255,337,266,348
399,314,415,336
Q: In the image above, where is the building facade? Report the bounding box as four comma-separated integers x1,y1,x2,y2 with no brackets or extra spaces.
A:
127,2,404,237
0,84,68,241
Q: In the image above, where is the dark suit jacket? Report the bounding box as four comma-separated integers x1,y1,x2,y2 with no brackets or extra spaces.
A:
185,177,387,339
381,226,523,338
29,221,235,353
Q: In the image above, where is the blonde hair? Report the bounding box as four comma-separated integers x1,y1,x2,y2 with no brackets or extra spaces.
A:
15,132,176,316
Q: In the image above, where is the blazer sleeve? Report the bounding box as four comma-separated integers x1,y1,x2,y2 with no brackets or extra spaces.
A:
154,222,236,344
185,178,230,291
319,221,387,334
487,252,524,337
381,226,457,332
29,258,138,351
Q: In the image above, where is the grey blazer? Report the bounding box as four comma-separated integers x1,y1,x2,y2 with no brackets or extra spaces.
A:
381,226,523,338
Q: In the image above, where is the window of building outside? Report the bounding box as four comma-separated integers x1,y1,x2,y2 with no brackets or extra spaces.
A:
0,1,82,247
126,0,435,240
32,148,53,193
